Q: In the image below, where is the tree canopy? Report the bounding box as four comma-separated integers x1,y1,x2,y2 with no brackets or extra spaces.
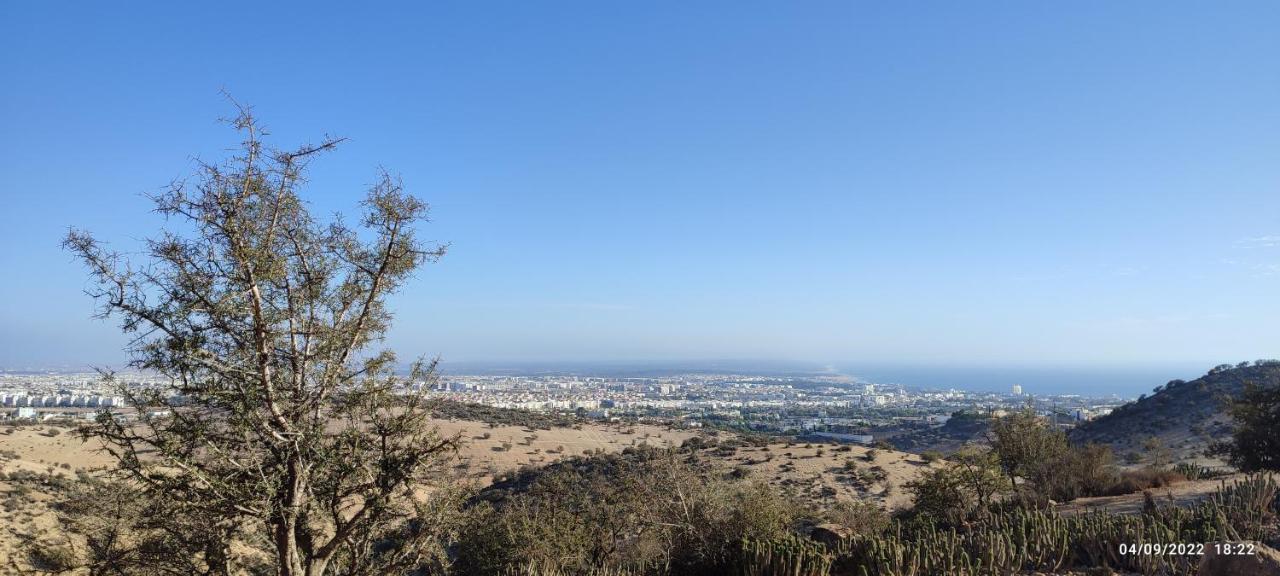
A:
63,103,457,576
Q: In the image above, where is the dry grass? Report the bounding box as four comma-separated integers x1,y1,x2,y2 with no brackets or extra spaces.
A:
0,420,941,571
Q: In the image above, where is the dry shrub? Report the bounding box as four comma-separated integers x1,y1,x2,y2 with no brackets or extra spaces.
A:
1103,467,1187,496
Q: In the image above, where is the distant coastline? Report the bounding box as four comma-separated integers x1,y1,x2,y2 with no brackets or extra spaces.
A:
3,359,1212,398
839,363,1207,397
438,359,1206,398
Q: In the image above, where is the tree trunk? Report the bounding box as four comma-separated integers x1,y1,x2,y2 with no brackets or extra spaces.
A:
306,556,331,576
275,518,303,576
277,455,309,576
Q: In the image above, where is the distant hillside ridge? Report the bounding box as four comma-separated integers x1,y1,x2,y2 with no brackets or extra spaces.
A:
1069,361,1280,461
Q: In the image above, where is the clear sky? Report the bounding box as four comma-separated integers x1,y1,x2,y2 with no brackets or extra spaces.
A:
2,2,1279,374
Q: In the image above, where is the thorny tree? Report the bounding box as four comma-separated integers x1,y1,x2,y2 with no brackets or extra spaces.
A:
63,105,460,576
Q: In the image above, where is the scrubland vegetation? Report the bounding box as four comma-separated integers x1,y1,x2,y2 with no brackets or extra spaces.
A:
430,401,583,431
11,438,1279,575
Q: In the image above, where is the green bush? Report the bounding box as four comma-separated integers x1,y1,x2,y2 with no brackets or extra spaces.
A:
454,446,805,575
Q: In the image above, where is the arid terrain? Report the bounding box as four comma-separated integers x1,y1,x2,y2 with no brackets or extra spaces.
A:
0,419,938,570
0,426,114,570
1057,473,1251,516
4,412,1263,575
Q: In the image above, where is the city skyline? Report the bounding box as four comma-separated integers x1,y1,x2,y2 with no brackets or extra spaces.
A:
4,2,1280,371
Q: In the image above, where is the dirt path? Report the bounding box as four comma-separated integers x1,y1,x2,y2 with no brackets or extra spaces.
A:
1056,474,1248,516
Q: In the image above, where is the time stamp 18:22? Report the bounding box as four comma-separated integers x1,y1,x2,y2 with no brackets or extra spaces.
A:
1118,543,1256,556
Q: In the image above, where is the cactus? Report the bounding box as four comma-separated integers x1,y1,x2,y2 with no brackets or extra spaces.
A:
673,473,1276,576
823,473,1277,576
505,561,639,576
738,535,834,576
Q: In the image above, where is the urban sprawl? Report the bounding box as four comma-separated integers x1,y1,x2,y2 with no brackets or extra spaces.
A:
1,371,1127,443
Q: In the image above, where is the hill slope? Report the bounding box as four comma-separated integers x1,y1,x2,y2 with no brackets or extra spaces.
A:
1070,362,1280,461
0,418,941,567
886,410,992,454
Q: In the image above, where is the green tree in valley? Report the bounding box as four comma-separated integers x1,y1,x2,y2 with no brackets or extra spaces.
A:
903,447,1007,525
989,408,1069,504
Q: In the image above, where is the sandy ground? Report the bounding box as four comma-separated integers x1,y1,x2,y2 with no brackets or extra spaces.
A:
423,419,942,510
1057,473,1250,516
0,426,117,572
0,427,115,469
427,418,698,484
694,441,942,510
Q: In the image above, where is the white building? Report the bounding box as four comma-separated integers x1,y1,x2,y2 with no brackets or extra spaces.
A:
813,432,874,444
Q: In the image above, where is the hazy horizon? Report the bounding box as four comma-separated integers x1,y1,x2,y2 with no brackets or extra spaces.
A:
0,357,1219,397
5,2,1280,372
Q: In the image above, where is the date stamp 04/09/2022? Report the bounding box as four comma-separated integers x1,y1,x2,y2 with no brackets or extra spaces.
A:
1118,542,1257,556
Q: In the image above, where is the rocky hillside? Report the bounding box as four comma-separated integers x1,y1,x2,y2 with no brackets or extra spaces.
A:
1070,362,1280,461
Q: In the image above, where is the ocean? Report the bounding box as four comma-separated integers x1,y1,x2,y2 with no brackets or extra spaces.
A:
839,363,1210,398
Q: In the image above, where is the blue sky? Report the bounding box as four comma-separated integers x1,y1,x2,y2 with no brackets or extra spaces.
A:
2,2,1279,373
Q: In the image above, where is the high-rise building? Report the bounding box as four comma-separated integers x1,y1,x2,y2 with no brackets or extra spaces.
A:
1012,384,1023,396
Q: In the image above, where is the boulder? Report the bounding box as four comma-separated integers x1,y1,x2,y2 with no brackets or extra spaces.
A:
806,522,853,547
1198,541,1280,576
